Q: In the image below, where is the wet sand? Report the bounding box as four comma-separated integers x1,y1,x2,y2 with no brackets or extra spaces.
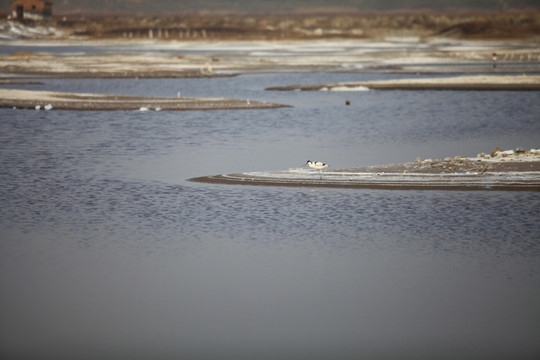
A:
190,150,540,191
0,88,289,111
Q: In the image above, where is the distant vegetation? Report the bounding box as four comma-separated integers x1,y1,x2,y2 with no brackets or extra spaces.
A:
2,0,539,40
53,12,540,40
23,0,540,15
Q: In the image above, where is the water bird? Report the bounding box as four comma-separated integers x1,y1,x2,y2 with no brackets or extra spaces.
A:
35,105,41,110
139,106,149,112
44,104,53,110
305,160,328,179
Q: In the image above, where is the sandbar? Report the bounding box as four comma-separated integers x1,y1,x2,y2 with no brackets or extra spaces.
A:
190,150,540,191
0,88,289,111
266,75,540,91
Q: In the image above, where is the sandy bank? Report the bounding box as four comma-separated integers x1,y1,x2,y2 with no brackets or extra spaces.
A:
266,75,540,91
190,150,540,191
0,88,288,111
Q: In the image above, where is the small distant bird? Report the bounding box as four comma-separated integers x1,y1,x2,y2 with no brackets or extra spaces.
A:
44,104,53,110
200,63,214,76
35,105,41,110
139,106,149,112
305,160,328,179
345,99,350,105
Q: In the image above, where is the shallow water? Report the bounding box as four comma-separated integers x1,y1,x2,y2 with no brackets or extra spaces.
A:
1,73,540,360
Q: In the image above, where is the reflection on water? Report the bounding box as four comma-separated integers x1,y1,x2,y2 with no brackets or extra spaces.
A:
1,74,540,360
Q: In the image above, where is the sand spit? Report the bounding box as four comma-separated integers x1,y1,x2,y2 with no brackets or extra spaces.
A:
0,88,288,111
266,75,540,91
190,150,540,191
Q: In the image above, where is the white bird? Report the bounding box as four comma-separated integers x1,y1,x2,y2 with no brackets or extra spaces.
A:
305,160,328,179
35,105,41,110
44,104,53,110
139,106,149,112
306,160,328,170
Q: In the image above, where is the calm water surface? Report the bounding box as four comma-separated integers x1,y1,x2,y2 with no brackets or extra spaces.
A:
1,73,540,360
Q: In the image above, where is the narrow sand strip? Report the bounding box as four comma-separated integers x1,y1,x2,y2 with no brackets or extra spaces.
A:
0,88,289,111
266,75,540,91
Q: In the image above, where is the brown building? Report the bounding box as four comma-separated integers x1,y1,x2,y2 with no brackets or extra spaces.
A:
12,0,52,20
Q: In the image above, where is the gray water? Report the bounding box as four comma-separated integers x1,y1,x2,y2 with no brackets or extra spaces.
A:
1,73,540,360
